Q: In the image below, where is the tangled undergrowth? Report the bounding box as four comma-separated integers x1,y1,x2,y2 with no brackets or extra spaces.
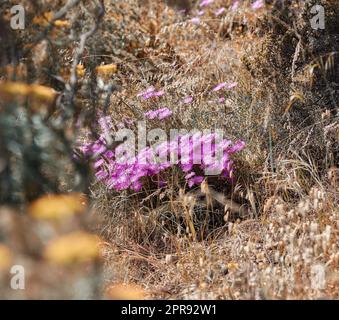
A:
0,0,338,299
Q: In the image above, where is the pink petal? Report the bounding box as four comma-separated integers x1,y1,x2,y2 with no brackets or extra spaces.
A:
212,82,227,91
215,7,225,16
231,1,239,11
144,110,158,119
143,92,156,99
199,0,214,7
94,158,104,168
252,0,264,10
227,140,246,153
178,9,188,14
185,172,196,180
154,90,165,97
158,108,172,120
158,180,167,188
190,17,201,24
213,81,238,92
188,176,204,187
226,81,238,89
183,96,193,104
137,86,155,98
144,107,172,120
138,87,165,99
131,180,143,192
95,170,108,180
104,150,114,159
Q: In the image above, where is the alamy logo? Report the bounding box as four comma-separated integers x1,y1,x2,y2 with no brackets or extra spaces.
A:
10,265,25,290
10,5,25,30
310,5,325,30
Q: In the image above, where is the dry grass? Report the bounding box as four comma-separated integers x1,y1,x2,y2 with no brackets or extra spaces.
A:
98,164,338,300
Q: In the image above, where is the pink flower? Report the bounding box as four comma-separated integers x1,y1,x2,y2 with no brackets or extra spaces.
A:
143,92,155,99
196,10,205,16
158,180,167,188
144,110,158,119
221,140,232,149
199,0,214,7
215,7,225,16
227,140,246,154
144,107,172,120
183,96,193,104
213,82,227,91
188,176,204,188
98,115,112,131
78,115,246,192
158,108,172,120
251,0,264,10
92,144,106,157
181,162,193,172
137,86,155,98
226,81,238,89
95,170,108,180
178,9,188,14
131,180,143,192
190,17,201,24
212,81,238,91
153,90,165,97
104,150,114,159
137,87,165,99
123,118,134,127
219,97,225,103
231,1,239,11
94,158,104,169
185,172,196,180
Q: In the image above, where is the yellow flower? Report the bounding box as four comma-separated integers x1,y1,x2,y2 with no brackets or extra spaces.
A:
0,81,31,98
96,64,118,78
53,20,71,28
32,12,54,27
33,12,70,28
44,231,101,266
29,193,87,221
0,244,13,272
29,84,57,104
0,82,57,108
105,284,146,300
76,64,86,78
60,65,86,81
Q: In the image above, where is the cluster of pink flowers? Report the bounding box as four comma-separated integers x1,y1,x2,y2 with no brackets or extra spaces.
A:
76,79,245,192
79,129,245,192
